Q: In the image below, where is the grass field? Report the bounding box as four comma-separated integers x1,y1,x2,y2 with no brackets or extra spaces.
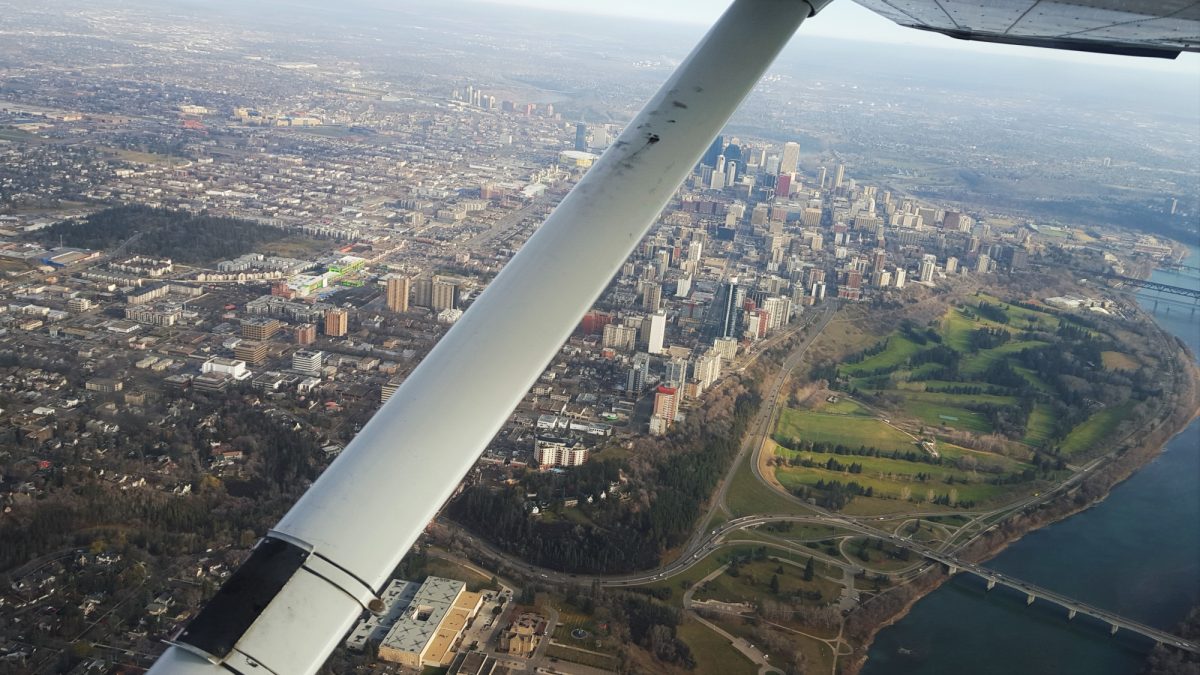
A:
261,236,332,258
776,463,1012,506
754,523,847,542
840,335,923,376
1101,350,1139,371
694,558,842,607
816,397,871,415
0,127,36,142
843,537,921,571
779,449,1007,486
635,549,736,599
114,148,185,166
896,399,992,433
776,409,916,453
1023,404,1056,445
960,340,1049,376
726,455,813,517
677,617,758,675
1060,402,1135,456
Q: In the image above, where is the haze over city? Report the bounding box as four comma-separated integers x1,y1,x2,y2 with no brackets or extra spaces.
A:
0,1,1197,675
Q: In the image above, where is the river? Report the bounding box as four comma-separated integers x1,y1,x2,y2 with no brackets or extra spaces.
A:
863,245,1200,675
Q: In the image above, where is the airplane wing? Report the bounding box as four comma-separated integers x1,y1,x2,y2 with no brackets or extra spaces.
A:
853,0,1200,58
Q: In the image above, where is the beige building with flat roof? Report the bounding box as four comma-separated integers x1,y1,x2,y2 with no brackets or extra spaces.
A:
376,576,483,668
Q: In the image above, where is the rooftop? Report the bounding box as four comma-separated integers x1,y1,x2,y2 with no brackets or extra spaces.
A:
379,576,465,656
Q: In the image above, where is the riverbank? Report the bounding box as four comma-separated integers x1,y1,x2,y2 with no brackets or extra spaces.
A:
842,305,1200,674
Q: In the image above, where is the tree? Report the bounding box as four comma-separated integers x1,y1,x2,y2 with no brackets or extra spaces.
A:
769,574,780,594
804,556,815,582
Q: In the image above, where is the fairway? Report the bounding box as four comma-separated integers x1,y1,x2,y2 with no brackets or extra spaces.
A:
1101,350,1139,371
775,464,1012,505
1023,404,1056,445
840,335,922,376
776,408,916,453
896,399,992,434
960,340,1049,375
1060,402,1135,456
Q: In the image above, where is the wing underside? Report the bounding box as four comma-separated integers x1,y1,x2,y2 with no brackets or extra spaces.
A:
853,0,1200,58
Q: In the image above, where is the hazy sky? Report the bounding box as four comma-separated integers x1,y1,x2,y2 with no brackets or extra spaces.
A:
479,0,1200,74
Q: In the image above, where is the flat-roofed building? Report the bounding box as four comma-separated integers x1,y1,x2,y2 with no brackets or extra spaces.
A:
377,577,483,669
344,580,420,652
241,317,283,340
233,340,269,366
292,349,325,376
534,435,588,468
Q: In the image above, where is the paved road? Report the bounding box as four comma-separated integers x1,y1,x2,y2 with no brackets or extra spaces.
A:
688,305,836,552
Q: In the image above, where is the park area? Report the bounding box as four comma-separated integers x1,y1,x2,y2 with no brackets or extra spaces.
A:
770,294,1141,513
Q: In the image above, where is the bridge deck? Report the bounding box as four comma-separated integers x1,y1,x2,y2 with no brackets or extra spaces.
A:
923,550,1199,653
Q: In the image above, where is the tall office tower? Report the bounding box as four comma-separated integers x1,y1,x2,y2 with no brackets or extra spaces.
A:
764,154,781,175
641,312,666,354
626,353,651,394
714,336,738,361
591,125,609,149
776,174,792,199
413,277,434,308
702,135,724,167
324,308,348,337
871,248,887,271
431,277,458,312
642,282,663,313
675,275,692,298
693,349,722,390
762,296,790,330
780,141,801,175
919,254,937,283
574,122,588,151
719,279,745,338
834,164,846,188
709,169,725,190
653,386,680,423
655,250,671,279
664,358,688,389
386,276,409,313
976,253,991,274
688,239,704,262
